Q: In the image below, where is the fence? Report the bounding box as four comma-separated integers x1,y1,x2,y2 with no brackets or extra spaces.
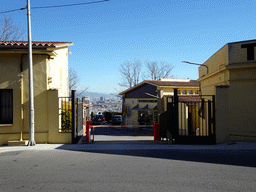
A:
59,90,85,144
160,89,216,144
59,97,72,133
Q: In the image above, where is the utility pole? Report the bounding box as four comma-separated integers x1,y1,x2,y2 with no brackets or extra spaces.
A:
27,0,36,146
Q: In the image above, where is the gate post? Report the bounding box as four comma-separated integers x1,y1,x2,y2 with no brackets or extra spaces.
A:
173,89,179,139
154,123,161,141
71,90,76,144
208,100,211,136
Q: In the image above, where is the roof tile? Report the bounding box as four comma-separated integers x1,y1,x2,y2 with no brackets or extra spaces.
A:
146,80,199,87
0,41,73,48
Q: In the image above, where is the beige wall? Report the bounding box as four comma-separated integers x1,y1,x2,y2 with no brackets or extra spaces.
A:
0,48,71,145
123,98,139,125
123,98,158,125
0,54,22,145
48,90,71,144
215,87,230,143
199,44,229,78
199,40,256,143
47,47,69,97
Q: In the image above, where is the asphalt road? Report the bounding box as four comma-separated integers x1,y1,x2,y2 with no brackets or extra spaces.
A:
0,126,256,192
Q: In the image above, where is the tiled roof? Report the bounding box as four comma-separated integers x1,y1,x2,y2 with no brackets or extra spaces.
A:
146,80,199,87
0,41,73,48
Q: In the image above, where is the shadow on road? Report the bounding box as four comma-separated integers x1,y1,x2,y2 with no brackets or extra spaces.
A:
56,143,256,168
56,126,256,167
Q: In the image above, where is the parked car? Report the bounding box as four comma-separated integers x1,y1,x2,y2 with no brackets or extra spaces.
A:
112,115,122,125
92,114,106,125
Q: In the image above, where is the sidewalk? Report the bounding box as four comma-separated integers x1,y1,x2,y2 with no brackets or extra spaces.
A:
1,141,256,153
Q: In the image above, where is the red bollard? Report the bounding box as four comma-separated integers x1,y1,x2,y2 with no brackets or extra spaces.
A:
154,123,161,141
86,120,92,143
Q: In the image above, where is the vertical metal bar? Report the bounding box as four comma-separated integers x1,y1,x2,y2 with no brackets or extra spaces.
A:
173,89,179,137
179,102,182,135
76,98,78,136
199,99,202,136
184,103,186,136
208,100,211,136
71,90,76,144
60,98,62,131
195,101,197,135
212,95,216,144
186,102,188,136
202,100,205,136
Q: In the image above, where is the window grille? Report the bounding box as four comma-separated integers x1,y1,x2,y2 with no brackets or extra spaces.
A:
0,89,13,124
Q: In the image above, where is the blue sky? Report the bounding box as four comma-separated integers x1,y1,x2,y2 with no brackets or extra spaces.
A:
1,0,256,94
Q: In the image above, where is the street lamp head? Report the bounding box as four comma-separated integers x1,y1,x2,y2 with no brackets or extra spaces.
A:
181,61,209,74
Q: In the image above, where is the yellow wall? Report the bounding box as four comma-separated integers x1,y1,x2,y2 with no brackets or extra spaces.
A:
123,98,158,125
123,98,139,125
0,47,71,145
0,53,26,145
47,47,69,97
48,90,71,144
199,40,256,143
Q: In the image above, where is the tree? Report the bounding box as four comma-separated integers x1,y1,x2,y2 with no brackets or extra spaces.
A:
144,60,174,80
118,59,174,90
118,60,142,88
68,67,88,96
0,14,24,41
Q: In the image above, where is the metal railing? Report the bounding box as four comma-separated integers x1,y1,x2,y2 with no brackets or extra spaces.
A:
59,97,72,132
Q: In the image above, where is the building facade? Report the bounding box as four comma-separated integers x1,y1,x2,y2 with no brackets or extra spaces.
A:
119,79,199,126
198,39,256,143
0,41,73,145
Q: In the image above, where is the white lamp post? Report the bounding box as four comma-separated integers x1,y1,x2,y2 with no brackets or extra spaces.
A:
182,61,209,74
27,0,36,146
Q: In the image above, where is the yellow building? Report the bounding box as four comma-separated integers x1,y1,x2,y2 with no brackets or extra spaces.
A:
198,39,256,143
119,78,199,126
0,41,73,145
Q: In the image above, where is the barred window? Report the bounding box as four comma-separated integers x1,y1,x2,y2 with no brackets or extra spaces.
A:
0,89,13,124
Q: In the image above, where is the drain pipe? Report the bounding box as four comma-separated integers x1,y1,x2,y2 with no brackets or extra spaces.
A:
20,54,25,141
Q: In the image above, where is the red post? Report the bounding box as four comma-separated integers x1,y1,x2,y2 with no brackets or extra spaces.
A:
154,123,161,141
86,120,92,143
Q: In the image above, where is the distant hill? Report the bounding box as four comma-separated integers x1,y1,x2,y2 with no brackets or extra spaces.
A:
76,91,120,100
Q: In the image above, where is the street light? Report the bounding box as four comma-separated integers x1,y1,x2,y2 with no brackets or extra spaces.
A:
182,61,209,74
27,0,36,146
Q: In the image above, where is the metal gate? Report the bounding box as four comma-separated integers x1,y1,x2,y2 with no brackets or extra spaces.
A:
160,89,216,144
59,90,85,144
